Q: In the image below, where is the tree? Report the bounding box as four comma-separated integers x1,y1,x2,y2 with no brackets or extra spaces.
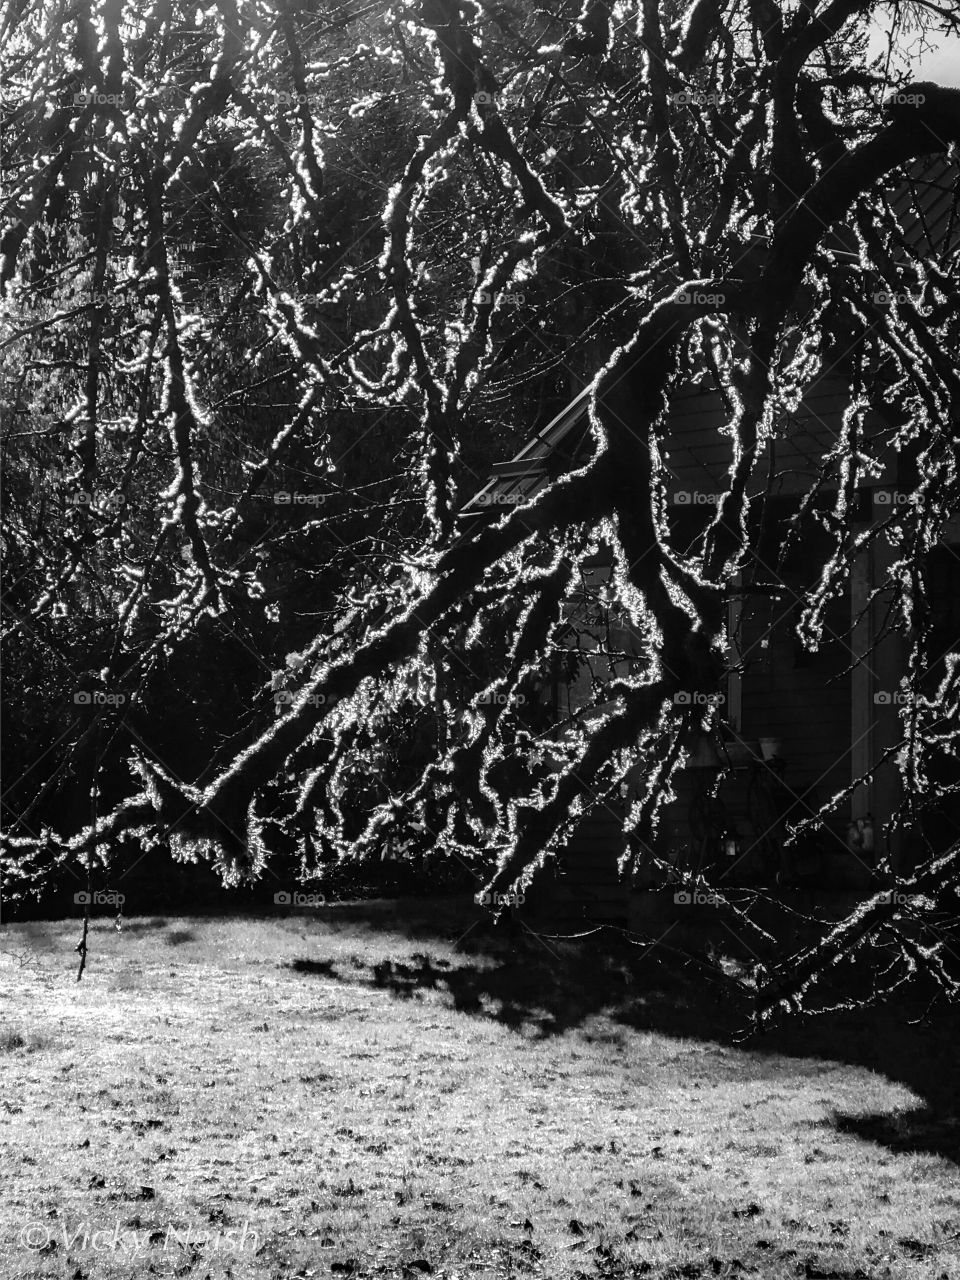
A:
2,0,960,1015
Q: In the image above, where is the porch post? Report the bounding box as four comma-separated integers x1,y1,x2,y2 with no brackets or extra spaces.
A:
850,544,873,825
871,529,905,873
727,571,743,735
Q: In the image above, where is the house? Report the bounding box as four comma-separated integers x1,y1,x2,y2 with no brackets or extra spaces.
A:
459,155,960,922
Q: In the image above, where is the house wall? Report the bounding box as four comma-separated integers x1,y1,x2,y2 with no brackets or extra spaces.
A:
664,373,896,502
556,373,910,896
517,369,953,906
547,559,635,922
738,581,851,834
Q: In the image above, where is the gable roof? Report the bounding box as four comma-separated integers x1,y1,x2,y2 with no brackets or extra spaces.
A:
459,383,593,524
892,152,960,263
459,155,960,527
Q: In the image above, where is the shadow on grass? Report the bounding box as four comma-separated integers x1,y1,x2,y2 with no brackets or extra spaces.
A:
288,957,339,978
834,1107,960,1163
365,940,731,1040
164,929,197,946
285,896,960,1165
103,918,170,934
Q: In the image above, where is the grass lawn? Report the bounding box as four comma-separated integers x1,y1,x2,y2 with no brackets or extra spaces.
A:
1,899,959,1279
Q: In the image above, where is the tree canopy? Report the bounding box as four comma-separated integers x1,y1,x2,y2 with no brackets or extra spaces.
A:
3,0,960,1016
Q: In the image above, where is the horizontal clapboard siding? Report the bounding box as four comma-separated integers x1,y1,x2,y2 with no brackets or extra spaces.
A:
663,377,897,499
895,155,960,262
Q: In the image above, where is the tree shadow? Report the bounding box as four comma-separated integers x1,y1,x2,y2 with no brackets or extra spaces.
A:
164,928,197,945
287,957,340,978
284,896,960,1164
834,1107,960,1163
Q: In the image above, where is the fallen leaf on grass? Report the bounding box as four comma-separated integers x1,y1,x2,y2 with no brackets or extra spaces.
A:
732,1202,761,1218
897,1238,935,1258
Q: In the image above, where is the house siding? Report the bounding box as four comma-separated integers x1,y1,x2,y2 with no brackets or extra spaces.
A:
463,158,960,904
664,375,896,502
